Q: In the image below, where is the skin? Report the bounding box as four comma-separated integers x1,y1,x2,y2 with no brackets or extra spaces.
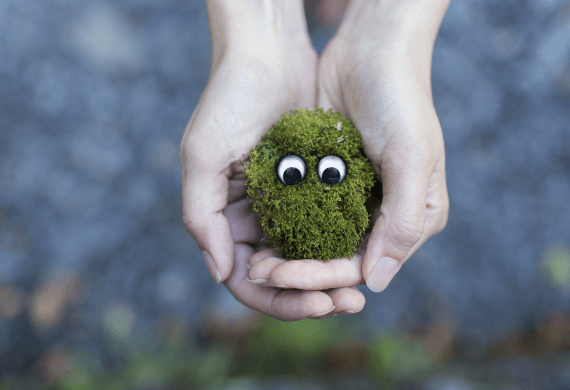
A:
181,0,450,321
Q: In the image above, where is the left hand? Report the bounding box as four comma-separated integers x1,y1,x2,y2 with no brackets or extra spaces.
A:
183,0,366,320
248,0,450,295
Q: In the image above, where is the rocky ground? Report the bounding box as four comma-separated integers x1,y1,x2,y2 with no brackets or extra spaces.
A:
1,0,570,388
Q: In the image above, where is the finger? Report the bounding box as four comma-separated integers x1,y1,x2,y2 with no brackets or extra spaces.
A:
271,290,336,321
227,244,335,321
404,165,449,259
324,287,366,317
248,247,282,269
247,256,287,284
426,159,449,237
267,256,364,290
223,197,265,244
362,145,432,293
248,233,376,289
227,177,247,204
182,135,235,284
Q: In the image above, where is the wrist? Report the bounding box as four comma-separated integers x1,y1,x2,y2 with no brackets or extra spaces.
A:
335,0,451,68
206,0,312,65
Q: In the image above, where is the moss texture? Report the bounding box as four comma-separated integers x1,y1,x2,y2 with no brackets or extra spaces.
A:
240,108,380,261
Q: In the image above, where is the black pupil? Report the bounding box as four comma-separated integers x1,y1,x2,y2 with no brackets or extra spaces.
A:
283,167,302,185
321,167,340,185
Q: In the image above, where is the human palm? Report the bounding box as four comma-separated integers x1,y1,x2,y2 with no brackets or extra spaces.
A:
248,3,449,296
316,33,449,291
182,42,367,320
183,0,450,321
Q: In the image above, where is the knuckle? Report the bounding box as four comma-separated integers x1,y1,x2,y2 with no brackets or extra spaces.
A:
182,213,198,235
434,196,450,234
438,201,450,233
391,219,424,250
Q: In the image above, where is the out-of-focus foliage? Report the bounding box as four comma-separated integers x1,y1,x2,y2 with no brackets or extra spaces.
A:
232,317,342,377
0,382,14,390
0,300,568,389
46,314,441,389
40,316,346,389
542,245,570,289
367,332,434,384
49,332,233,390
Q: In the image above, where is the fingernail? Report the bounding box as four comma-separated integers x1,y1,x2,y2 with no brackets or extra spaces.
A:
310,306,336,318
202,250,222,284
246,278,267,284
366,257,400,293
340,309,359,314
270,281,288,289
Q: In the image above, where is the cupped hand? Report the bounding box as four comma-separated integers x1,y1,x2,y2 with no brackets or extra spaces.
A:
251,0,450,294
181,1,365,321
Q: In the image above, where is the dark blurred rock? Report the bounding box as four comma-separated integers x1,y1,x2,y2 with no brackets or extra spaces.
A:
0,311,66,379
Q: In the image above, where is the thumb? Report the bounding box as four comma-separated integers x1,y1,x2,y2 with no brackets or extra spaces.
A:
181,132,235,285
362,147,431,292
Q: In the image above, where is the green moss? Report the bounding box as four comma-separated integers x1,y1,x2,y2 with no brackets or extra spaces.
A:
240,108,379,261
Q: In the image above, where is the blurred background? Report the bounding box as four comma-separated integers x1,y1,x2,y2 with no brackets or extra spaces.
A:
1,0,570,388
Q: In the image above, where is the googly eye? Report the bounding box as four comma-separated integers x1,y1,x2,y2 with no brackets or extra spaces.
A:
317,155,346,185
277,154,306,185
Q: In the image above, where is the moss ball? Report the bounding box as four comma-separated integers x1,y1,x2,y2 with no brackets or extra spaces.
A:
240,108,379,261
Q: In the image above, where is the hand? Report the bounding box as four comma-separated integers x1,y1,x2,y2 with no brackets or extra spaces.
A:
181,0,365,321
250,0,450,293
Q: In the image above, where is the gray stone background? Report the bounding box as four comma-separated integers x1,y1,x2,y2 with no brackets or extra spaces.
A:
1,0,570,386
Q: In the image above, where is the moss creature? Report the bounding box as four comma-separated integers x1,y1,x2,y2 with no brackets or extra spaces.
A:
240,108,380,261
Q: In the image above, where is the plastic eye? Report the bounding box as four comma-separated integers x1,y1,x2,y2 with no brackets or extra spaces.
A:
277,154,306,185
317,155,346,185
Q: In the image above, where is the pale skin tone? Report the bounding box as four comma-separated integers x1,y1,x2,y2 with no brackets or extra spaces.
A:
181,0,450,321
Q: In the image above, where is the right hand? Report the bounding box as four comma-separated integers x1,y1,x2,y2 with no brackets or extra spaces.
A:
181,0,366,321
243,0,450,297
